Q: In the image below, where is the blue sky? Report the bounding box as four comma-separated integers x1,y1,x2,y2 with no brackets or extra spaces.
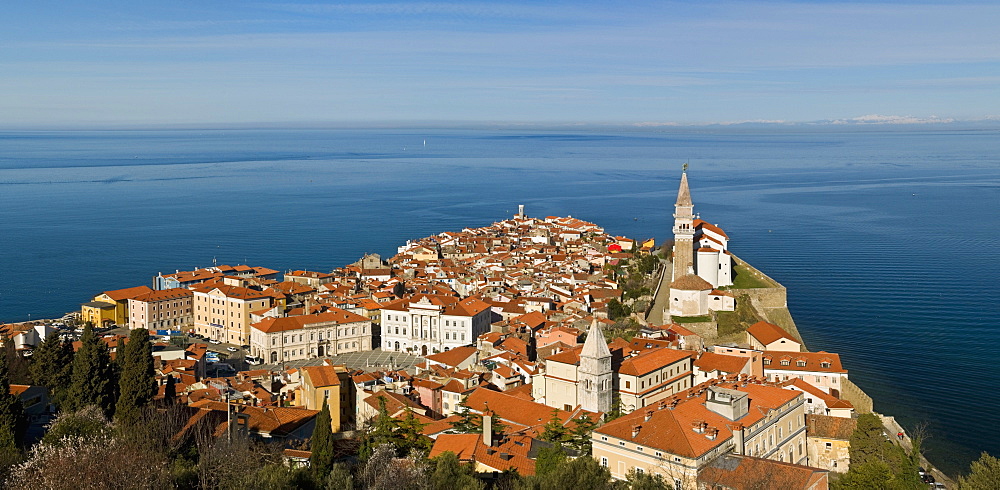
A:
2,1,999,127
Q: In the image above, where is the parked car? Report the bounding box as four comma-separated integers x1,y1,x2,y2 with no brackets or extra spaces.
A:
226,346,237,352
921,474,935,484
209,339,221,345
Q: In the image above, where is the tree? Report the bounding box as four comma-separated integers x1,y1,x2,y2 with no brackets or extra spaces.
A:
449,397,481,434
324,463,355,490
519,451,613,489
0,345,27,474
429,451,484,490
607,299,630,320
40,405,111,446
566,413,599,455
959,452,1000,489
539,410,570,446
28,332,74,409
310,400,335,480
115,328,157,427
360,397,431,459
65,324,117,417
625,469,673,490
533,445,567,477
833,413,922,489
2,339,30,386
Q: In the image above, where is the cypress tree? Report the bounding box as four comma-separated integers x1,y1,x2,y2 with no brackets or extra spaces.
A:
0,343,27,453
66,324,117,417
29,332,74,409
310,399,335,480
115,328,157,426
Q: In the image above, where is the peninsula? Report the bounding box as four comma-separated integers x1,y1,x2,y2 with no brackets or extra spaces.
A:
0,171,964,489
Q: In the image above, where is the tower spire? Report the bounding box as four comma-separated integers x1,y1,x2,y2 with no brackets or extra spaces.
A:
676,165,692,207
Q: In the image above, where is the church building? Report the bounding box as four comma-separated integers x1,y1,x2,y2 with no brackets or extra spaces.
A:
668,169,735,318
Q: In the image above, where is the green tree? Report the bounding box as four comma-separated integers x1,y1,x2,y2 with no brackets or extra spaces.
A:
539,410,570,446
520,451,612,489
324,463,355,490
310,400,335,480
2,339,31,385
395,407,431,456
429,451,484,490
566,413,599,455
115,328,157,427
66,324,117,417
360,397,396,460
959,452,1000,489
533,445,567,477
28,332,74,409
625,468,673,489
834,413,922,489
607,299,630,320
449,397,480,434
0,345,27,467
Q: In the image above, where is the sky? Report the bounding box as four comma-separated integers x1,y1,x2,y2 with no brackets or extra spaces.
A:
2,1,999,127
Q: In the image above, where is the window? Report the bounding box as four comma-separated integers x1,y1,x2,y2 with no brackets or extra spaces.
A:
825,442,832,451
780,359,790,366
601,457,608,467
763,358,771,365
619,441,626,447
797,360,806,367
625,381,631,389
820,362,831,368
635,467,644,474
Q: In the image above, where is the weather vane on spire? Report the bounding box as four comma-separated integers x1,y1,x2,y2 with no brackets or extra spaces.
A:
683,162,689,172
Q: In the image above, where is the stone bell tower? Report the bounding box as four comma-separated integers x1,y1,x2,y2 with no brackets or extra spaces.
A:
578,319,612,413
672,166,695,281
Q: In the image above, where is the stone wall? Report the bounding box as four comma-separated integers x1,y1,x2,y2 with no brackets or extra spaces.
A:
842,378,874,414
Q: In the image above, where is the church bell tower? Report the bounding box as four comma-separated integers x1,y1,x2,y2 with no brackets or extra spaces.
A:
672,166,695,281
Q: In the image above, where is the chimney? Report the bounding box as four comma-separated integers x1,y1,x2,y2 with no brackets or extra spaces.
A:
706,428,719,441
644,410,654,422
631,425,642,438
732,424,745,455
482,413,493,447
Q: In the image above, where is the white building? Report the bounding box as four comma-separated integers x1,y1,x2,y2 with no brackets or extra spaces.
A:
249,309,373,364
380,294,492,356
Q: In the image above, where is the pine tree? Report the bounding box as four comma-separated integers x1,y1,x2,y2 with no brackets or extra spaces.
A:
567,413,598,455
959,452,1000,489
310,400,335,480
115,328,157,426
449,397,480,433
539,409,570,445
66,324,117,417
0,344,27,454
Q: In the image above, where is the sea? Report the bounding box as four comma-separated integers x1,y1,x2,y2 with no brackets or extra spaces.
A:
1,127,997,474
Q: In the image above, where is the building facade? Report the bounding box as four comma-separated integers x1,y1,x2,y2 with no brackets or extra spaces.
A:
380,294,492,356
592,382,806,489
192,282,273,345
249,309,373,364
128,288,194,330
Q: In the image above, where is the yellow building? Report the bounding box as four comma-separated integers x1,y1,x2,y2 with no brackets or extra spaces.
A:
299,364,355,432
805,414,855,473
81,285,153,327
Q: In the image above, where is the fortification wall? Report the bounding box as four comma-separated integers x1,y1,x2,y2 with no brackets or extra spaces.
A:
842,378,874,414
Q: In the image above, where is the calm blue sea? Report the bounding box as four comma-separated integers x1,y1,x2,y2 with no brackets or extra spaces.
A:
1,128,997,473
